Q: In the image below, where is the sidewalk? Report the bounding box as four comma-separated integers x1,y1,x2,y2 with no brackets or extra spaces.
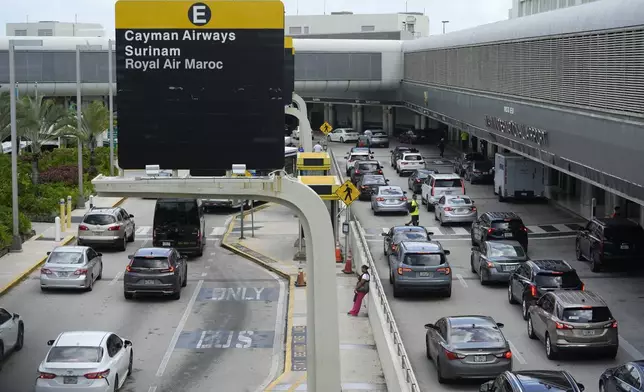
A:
0,196,126,297
221,204,387,392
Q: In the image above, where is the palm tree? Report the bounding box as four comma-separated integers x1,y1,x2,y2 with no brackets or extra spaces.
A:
16,96,71,185
68,100,109,176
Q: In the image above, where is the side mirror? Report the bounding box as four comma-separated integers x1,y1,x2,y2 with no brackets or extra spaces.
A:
381,232,388,237
124,339,133,347
479,380,494,392
427,232,435,236
12,313,19,320
577,383,585,392
389,150,393,153
46,251,51,255
127,254,133,259
496,322,504,328
385,179,390,183
129,214,134,218
47,339,55,346
403,191,407,194
424,323,436,330
97,253,103,257
444,250,451,255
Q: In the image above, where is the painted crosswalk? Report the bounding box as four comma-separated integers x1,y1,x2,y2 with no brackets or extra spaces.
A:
134,226,227,237
360,222,585,238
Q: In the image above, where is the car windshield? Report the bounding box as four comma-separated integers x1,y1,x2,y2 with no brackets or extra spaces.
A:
131,256,169,269
450,325,505,344
562,307,612,323
394,232,428,242
535,272,582,288
487,243,525,258
417,171,431,179
363,176,386,185
47,347,103,363
492,220,523,230
373,132,387,137
434,179,462,187
379,187,403,196
404,155,422,161
154,201,199,226
83,214,116,225
358,163,379,171
48,251,84,265
403,253,443,266
351,155,369,161
446,197,472,205
604,226,644,243
473,161,494,170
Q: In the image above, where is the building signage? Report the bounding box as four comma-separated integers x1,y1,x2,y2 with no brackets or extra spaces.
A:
484,116,548,146
115,0,284,171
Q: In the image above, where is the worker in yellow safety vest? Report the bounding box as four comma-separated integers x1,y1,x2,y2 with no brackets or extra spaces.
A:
460,131,469,151
406,194,420,226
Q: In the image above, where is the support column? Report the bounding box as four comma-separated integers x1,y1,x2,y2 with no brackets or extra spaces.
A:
486,143,497,160
580,181,593,220
387,106,395,136
323,104,329,123
328,104,335,127
352,105,358,130
420,115,427,129
356,105,363,133
414,114,421,130
382,106,389,135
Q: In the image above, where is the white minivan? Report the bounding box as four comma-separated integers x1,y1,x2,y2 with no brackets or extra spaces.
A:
421,173,465,211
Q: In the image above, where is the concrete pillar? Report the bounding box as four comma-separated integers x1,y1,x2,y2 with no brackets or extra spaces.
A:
387,106,394,136
486,143,497,160
639,205,644,227
382,106,389,134
328,104,335,127
414,114,421,130
356,106,363,133
323,104,329,123
351,105,358,130
580,181,593,220
420,115,427,129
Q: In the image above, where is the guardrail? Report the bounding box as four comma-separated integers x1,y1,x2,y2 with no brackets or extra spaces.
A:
330,149,420,392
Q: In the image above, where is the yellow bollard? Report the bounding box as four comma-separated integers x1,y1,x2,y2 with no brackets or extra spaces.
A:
66,196,72,229
59,198,66,232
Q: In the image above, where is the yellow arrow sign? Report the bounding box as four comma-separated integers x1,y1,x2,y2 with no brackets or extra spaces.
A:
335,180,360,206
319,121,333,135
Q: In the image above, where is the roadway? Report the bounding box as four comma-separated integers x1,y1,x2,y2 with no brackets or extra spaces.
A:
328,140,644,392
0,197,287,392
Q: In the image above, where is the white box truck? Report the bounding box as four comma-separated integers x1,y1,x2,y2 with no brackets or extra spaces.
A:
494,153,545,202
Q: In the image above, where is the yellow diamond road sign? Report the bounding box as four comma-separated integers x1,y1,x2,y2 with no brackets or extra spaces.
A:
319,121,333,135
335,180,360,206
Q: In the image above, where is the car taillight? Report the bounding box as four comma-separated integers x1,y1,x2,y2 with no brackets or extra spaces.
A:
555,322,574,330
471,207,477,212
431,186,435,196
361,186,367,189
397,267,412,275
486,261,494,268
376,197,385,201
415,179,421,183
161,265,175,273
488,228,495,234
391,244,397,250
400,197,407,201
521,226,528,232
39,372,56,379
85,369,110,379
378,170,383,174
74,268,88,275
529,284,537,297
126,265,132,272
401,162,407,165
494,351,512,359
78,225,89,231
355,170,360,174
444,348,465,360
611,320,618,328
41,268,52,275
108,225,121,231
444,207,453,211
581,283,585,291
436,267,451,275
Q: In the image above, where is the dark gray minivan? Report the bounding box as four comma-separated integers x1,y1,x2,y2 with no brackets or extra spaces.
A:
153,198,206,257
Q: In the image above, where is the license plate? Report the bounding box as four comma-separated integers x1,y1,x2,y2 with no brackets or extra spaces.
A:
417,272,431,277
386,200,397,204
582,329,596,336
621,244,630,250
521,192,528,196
473,355,487,362
504,233,513,238
63,377,77,384
444,191,452,195
504,265,517,271
162,241,171,246
57,272,69,277
144,280,156,285
456,208,466,213
93,231,103,235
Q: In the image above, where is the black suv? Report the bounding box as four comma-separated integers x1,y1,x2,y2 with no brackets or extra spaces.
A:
576,217,644,272
389,147,414,167
471,212,529,251
508,259,584,320
153,198,206,257
480,370,585,392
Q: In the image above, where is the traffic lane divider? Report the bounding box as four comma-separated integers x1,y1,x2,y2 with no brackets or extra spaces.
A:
0,235,76,297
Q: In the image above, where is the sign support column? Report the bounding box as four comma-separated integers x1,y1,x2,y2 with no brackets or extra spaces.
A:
335,180,360,273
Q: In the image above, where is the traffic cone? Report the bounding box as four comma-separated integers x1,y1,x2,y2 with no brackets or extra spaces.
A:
295,268,307,287
335,242,343,263
342,250,354,274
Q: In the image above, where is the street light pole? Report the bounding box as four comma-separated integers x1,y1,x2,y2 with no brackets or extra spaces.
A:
8,42,21,252
76,46,85,208
108,39,114,176
441,20,450,34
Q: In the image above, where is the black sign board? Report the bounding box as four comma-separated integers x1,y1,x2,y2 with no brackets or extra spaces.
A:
115,1,285,171
284,37,294,105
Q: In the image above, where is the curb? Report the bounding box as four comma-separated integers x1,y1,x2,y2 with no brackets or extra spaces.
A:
0,235,76,297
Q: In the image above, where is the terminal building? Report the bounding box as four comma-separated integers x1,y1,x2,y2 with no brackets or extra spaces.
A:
5,21,105,37
508,0,606,18
0,0,643,225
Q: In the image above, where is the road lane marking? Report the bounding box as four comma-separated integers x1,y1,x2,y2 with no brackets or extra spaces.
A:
155,279,204,377
148,386,157,392
619,335,644,360
208,258,214,262
210,252,217,257
552,224,572,233
287,374,307,392
527,225,545,234
109,271,123,286
455,274,468,288
451,227,469,235
507,340,527,364
210,226,226,236
201,272,207,277
205,265,211,269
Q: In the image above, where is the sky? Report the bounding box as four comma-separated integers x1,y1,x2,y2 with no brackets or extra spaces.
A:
1,0,512,37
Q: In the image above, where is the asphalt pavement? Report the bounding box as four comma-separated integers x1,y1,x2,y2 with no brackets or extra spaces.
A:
0,198,287,392
329,139,644,392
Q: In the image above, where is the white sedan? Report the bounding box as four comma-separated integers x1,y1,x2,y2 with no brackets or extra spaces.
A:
328,128,359,143
36,331,133,391
0,307,24,368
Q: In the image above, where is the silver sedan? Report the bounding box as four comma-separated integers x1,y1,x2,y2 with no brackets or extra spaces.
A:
434,195,477,226
371,186,409,215
40,246,103,291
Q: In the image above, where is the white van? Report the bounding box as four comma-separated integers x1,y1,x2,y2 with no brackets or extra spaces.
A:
494,152,545,202
421,173,465,211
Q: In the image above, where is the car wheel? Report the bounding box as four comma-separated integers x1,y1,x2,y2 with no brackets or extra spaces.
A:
393,281,401,297
389,271,393,284
434,211,439,221
426,201,431,211
443,287,452,298
128,228,135,242
96,262,103,280
521,297,529,320
77,239,84,246
575,241,584,261
470,255,476,274
0,343,4,371
471,232,476,246
479,269,487,285
86,275,94,292
498,188,505,202
508,284,517,304
590,250,601,272
545,333,558,360
113,375,119,392
340,137,344,143
14,323,24,351
182,270,188,287
606,347,618,359
599,381,605,392
119,236,127,251
436,359,447,384
128,351,134,375
425,337,431,359
172,289,181,300
124,292,134,300
527,316,536,339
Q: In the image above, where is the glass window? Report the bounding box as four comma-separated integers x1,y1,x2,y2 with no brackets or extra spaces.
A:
288,26,302,34
154,200,199,226
379,187,403,196
404,155,422,161
403,253,444,266
446,197,472,205
361,25,376,32
37,29,53,36
47,251,84,265
303,26,310,34
491,220,523,230
603,226,644,242
47,347,103,363
358,162,379,171
535,272,581,288
130,256,169,269
434,179,461,187
362,176,386,185
487,243,526,258
562,307,612,323
14,30,27,36
394,232,428,242
449,325,505,344
417,171,430,179
0,309,11,324
83,214,116,225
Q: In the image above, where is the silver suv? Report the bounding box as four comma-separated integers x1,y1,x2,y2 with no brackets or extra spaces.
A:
77,207,136,251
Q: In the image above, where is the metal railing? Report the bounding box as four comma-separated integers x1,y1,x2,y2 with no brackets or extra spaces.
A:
330,149,420,392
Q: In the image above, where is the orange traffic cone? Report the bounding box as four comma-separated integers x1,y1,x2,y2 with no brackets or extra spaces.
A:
295,268,307,287
335,242,343,263
342,250,354,274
